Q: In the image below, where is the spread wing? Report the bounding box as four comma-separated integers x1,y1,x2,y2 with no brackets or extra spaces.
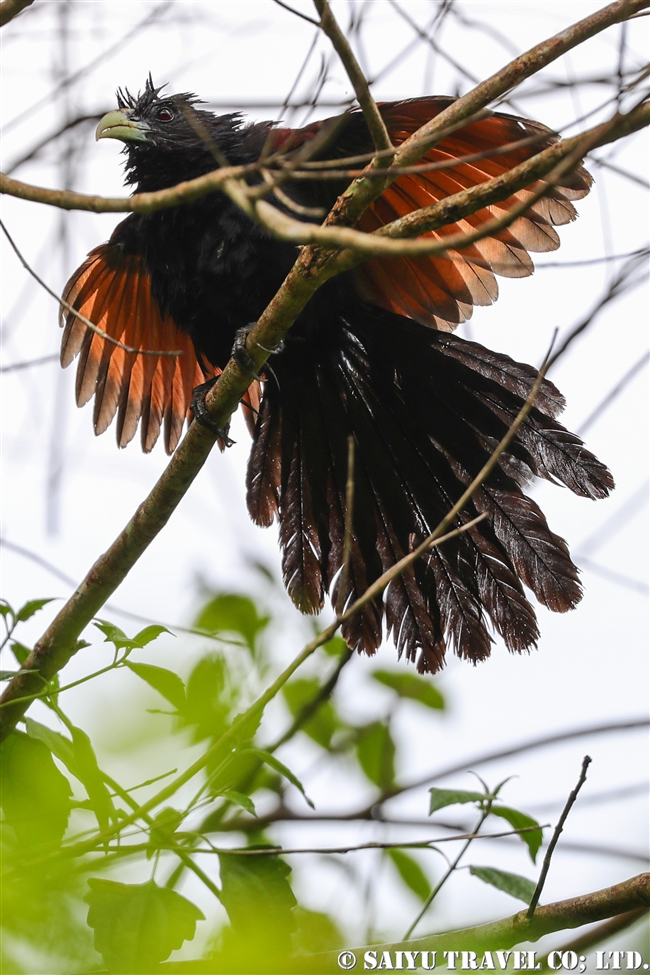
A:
355,100,592,330
275,97,592,330
60,243,262,452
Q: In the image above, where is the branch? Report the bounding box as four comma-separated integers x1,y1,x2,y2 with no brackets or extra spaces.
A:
0,164,248,213
0,0,34,27
289,874,650,974
2,354,546,857
316,0,649,236
338,719,649,819
252,100,650,258
1,1,644,222
528,757,592,918
314,0,393,154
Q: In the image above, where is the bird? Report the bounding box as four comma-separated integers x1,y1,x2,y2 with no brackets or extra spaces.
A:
60,77,613,674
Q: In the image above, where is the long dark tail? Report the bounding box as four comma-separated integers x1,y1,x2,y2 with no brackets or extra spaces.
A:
246,304,613,673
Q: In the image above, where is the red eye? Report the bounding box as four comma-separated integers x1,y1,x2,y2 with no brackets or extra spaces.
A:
156,107,174,122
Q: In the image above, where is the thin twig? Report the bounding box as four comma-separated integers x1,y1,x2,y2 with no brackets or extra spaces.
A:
0,0,34,27
336,435,356,616
272,0,319,26
314,0,393,155
403,804,493,940
0,220,181,357
73,824,547,861
527,756,592,919
340,718,649,818
253,101,650,260
0,354,59,373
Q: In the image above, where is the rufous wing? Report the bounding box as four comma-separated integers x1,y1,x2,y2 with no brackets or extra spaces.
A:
355,99,592,329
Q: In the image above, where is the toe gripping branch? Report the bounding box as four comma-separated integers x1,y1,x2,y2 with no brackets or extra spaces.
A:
233,323,285,380
190,376,234,445
190,324,283,443
232,323,263,380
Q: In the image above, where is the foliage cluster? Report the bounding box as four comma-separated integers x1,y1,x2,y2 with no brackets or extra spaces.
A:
1,590,548,973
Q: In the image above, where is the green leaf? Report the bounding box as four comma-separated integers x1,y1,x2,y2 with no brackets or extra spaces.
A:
386,849,430,902
70,726,116,833
221,790,257,816
15,598,54,623
292,907,343,954
491,806,543,863
146,807,185,858
194,593,269,655
0,599,14,619
242,748,314,808
282,677,340,748
132,624,170,647
356,722,395,790
85,878,204,973
10,642,31,665
25,718,76,770
206,742,277,801
429,788,488,814
1,669,37,680
372,670,445,710
469,865,537,904
321,635,348,657
0,731,72,848
184,653,234,741
94,620,135,651
125,662,186,713
219,851,296,951
26,720,116,834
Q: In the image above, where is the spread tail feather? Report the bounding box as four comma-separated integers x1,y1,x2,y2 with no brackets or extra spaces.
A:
246,304,613,672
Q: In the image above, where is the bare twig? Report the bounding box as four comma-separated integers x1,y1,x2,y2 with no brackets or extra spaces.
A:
549,248,650,367
0,220,181,356
0,0,34,27
403,804,494,940
0,354,58,373
527,756,592,919
341,718,649,817
314,0,393,155
272,0,319,27
336,435,356,616
4,2,173,134
579,558,649,595
73,824,547,862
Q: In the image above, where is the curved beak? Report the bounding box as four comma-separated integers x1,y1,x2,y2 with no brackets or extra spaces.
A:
96,109,149,143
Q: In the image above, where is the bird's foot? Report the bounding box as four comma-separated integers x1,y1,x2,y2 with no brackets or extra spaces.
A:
190,377,234,445
232,323,285,379
232,324,262,380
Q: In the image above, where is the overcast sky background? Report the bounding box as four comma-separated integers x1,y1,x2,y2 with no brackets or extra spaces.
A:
1,0,648,964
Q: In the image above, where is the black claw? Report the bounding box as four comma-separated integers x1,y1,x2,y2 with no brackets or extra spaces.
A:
190,377,234,445
232,324,261,380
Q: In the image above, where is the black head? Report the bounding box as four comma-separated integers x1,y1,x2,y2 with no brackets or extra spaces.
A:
95,75,246,189
97,75,220,150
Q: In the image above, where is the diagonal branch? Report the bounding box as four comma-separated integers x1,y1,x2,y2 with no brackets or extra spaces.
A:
288,874,650,973
252,99,650,258
0,0,34,27
313,0,393,155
